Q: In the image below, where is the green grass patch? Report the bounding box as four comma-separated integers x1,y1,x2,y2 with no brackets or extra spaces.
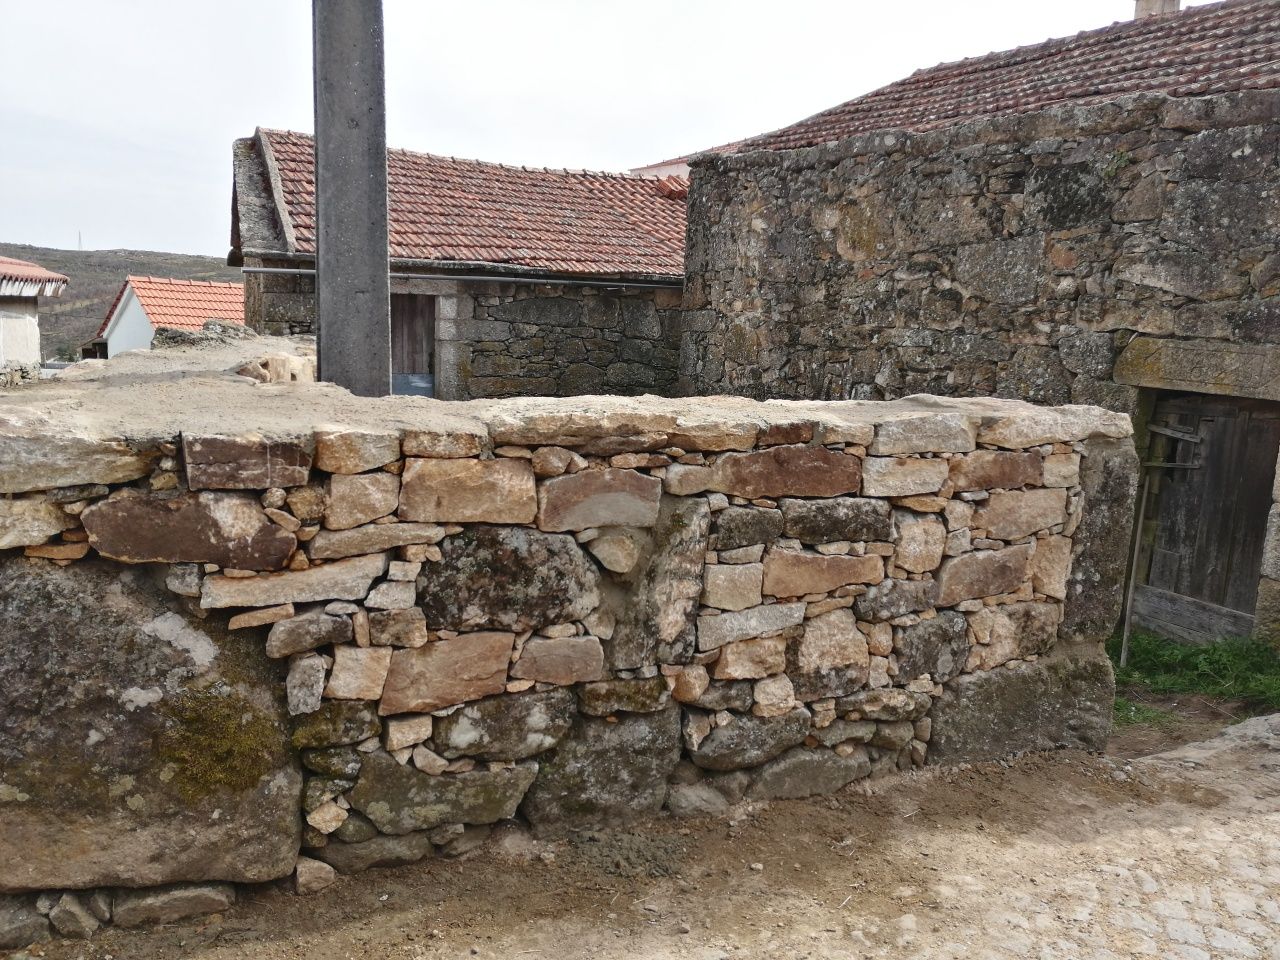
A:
1112,696,1176,728
1108,631,1280,712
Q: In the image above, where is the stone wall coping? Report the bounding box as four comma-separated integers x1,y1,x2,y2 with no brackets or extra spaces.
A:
0,344,1131,494
691,89,1280,176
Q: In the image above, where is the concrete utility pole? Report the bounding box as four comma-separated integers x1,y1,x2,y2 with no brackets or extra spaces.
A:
312,0,392,396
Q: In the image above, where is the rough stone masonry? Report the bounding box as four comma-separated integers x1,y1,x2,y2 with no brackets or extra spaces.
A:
0,347,1135,945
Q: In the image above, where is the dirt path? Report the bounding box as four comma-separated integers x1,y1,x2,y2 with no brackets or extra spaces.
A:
24,717,1280,960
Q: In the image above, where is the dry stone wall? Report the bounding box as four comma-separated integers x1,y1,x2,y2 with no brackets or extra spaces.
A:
0,382,1134,946
681,90,1280,416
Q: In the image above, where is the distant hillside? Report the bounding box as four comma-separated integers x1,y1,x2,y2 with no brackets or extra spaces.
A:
0,243,242,360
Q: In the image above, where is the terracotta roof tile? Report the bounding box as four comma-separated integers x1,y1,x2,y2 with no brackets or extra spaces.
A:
260,130,688,279
734,0,1280,152
98,276,244,337
0,255,69,290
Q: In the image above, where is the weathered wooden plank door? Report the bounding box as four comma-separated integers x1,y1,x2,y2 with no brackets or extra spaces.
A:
1135,394,1280,642
390,294,435,396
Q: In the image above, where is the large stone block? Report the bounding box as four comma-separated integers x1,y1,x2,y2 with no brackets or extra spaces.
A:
379,632,516,714
894,611,968,682
935,544,1034,607
536,468,662,531
349,751,537,834
697,602,806,651
82,491,296,570
973,488,1068,540
0,433,155,494
948,451,1043,492
747,745,870,800
714,505,784,549
521,706,681,830
433,689,576,760
0,557,300,893
861,457,949,497
608,496,709,669
928,653,1114,763
1059,438,1138,646
788,607,870,700
1115,335,1280,402
688,707,811,771
399,457,537,524
779,497,892,544
308,521,445,560
762,549,884,597
670,444,862,499
183,434,312,490
967,601,1060,670
419,526,601,632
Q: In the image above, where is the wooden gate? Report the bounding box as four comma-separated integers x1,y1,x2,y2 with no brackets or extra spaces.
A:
1134,394,1280,643
390,294,434,396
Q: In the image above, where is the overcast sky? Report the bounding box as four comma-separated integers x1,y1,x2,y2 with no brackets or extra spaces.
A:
0,0,1217,257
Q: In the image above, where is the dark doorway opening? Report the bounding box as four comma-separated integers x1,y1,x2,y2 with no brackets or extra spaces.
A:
1134,393,1280,643
391,294,435,396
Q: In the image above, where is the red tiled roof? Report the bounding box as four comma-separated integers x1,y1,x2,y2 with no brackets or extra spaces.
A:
97,276,244,337
260,129,688,279
0,255,68,289
734,0,1280,152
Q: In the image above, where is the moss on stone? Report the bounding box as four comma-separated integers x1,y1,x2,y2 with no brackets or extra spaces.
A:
154,688,280,802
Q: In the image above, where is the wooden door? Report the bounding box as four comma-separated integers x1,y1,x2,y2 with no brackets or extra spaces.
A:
390,294,434,396
1135,394,1280,642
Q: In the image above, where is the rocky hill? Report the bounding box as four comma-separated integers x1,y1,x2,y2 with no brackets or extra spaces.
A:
0,243,241,360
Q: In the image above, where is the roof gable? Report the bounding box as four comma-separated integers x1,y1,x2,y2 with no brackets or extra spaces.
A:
733,0,1280,153
249,129,688,280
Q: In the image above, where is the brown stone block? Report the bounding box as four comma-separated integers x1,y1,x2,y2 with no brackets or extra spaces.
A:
399,458,536,524
510,635,605,685
762,549,884,598
313,429,401,474
948,451,1043,492
861,457,949,497
183,434,312,490
536,468,662,532
379,631,515,714
707,445,862,499
936,544,1034,607
323,472,400,530
712,635,786,679
973,489,1068,540
82,491,296,570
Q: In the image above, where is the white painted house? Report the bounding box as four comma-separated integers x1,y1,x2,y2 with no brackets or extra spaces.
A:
95,276,244,357
0,255,68,372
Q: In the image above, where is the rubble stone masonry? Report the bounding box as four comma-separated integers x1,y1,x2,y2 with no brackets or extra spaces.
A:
0,353,1134,943
681,90,1280,417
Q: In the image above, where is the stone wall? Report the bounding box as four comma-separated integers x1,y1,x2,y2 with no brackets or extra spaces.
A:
0,367,1133,944
243,261,682,400
680,90,1280,420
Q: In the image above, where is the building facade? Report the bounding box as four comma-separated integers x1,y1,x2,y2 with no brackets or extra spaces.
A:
230,129,687,399
0,255,67,384
680,0,1280,644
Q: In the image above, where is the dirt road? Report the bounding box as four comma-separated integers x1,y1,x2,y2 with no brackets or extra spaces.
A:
24,716,1280,960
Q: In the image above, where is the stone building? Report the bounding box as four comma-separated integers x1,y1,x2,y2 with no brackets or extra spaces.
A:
0,255,67,384
680,0,1280,642
230,128,687,399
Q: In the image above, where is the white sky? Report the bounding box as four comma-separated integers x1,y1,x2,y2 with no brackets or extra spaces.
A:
0,0,1218,257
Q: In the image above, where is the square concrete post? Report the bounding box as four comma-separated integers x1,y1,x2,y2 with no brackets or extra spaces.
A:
312,0,391,396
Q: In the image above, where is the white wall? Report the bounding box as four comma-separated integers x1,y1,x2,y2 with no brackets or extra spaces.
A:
0,296,41,366
104,289,155,357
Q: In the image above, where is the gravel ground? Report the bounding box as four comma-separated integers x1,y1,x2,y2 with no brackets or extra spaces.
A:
21,715,1280,960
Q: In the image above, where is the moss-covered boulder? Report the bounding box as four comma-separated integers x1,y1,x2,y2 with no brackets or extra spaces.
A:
927,653,1114,764
348,751,537,834
0,556,301,893
521,705,682,830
